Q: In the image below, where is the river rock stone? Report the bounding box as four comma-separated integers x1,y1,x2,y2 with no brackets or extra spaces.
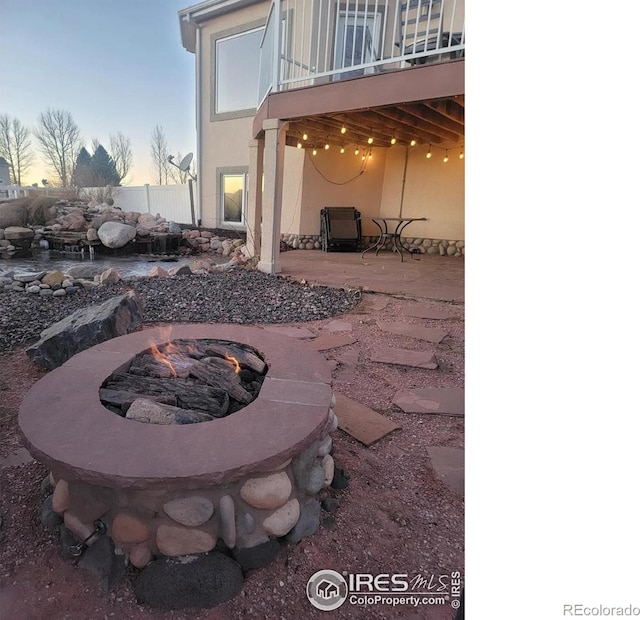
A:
133,552,243,610
128,544,153,569
156,525,216,557
14,271,46,283
232,539,281,571
65,264,104,279
111,512,150,544
52,479,70,513
218,495,236,548
239,472,292,509
97,221,136,249
25,291,143,369
99,268,121,285
163,496,214,527
286,498,321,544
86,228,99,242
262,499,300,537
305,462,325,494
322,454,335,487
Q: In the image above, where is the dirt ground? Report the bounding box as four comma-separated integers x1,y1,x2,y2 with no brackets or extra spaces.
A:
0,293,464,620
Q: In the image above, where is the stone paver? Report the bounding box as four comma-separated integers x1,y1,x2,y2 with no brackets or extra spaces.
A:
427,446,464,496
322,320,353,332
356,294,390,313
393,387,464,416
333,393,400,446
308,333,356,351
377,321,448,344
370,347,437,369
262,326,316,339
405,305,455,320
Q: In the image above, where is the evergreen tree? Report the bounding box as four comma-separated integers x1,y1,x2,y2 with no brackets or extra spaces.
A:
71,147,94,187
90,144,121,187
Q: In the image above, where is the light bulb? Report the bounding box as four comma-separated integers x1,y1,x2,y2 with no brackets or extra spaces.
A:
410,139,417,146
368,153,373,159
362,155,366,161
355,147,360,155
426,147,432,159
303,132,308,141
443,150,449,163
390,137,397,145
340,126,346,134
312,148,317,156
340,146,345,154
459,150,464,159
297,141,302,149
367,136,373,145
324,143,330,150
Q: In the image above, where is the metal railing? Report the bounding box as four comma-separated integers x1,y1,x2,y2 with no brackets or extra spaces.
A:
259,0,464,100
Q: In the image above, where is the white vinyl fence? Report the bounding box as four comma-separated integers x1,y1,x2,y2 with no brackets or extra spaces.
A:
1,184,197,226
86,184,197,225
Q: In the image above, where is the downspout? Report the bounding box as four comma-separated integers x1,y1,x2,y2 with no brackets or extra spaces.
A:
194,17,203,225
398,145,409,217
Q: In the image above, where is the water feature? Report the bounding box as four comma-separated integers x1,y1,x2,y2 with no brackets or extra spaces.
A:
0,249,226,278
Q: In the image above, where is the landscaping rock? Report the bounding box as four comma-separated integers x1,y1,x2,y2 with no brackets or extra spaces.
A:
162,497,214,527
232,539,281,571
77,536,126,592
134,553,243,610
97,221,136,249
39,496,63,531
286,498,321,544
25,291,143,369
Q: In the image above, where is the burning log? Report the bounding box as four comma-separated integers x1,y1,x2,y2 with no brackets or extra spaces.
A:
188,360,253,404
202,342,267,374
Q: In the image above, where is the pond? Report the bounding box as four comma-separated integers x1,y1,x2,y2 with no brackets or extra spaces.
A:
0,249,226,279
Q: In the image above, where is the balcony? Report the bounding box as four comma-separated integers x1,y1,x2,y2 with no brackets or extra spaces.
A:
259,0,464,100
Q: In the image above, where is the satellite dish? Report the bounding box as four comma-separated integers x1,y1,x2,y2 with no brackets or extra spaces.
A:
178,152,193,172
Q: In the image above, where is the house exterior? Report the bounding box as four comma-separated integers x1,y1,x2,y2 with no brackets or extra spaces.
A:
178,0,464,273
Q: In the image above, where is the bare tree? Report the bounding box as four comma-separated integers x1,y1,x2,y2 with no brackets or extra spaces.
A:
110,132,133,184
34,108,82,187
0,114,34,185
150,125,169,185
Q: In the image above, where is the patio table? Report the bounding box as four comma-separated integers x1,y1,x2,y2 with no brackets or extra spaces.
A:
361,217,427,262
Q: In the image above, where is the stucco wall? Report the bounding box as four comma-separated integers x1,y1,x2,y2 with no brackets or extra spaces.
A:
198,3,270,228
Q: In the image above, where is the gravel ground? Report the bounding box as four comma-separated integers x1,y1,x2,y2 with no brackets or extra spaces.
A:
0,270,361,354
0,272,464,620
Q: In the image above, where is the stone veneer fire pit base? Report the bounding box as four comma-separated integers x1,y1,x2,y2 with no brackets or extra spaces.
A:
19,324,339,608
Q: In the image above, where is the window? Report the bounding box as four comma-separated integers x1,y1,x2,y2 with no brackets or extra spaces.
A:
219,168,248,227
215,27,264,116
333,12,381,79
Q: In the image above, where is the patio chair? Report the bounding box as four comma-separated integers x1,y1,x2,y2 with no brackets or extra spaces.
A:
320,207,362,252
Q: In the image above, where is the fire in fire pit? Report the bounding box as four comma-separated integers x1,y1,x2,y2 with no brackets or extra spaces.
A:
100,339,268,423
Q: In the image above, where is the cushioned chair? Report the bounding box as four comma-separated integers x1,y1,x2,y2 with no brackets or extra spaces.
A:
320,207,362,252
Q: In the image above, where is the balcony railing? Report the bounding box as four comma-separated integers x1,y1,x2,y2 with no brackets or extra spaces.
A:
259,0,464,101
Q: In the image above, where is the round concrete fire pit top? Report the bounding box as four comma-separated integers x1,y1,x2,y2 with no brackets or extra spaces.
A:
19,324,333,490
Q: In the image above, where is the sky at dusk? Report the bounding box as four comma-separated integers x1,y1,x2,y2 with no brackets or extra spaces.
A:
0,0,196,185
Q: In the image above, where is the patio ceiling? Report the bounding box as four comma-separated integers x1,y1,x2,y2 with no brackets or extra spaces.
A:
283,96,464,150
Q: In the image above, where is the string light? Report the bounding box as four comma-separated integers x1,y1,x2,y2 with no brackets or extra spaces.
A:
340,145,345,154
303,132,308,141
426,145,432,159
367,134,374,145
324,142,330,150
354,146,360,155
443,149,449,163
368,152,373,159
459,148,464,159
410,139,417,147
312,148,317,156
297,141,302,149
340,125,347,134
390,137,397,145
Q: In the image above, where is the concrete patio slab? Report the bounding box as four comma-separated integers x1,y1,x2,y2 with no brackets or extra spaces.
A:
393,387,464,416
427,446,464,496
377,321,448,343
308,333,356,351
370,347,438,369
333,393,400,446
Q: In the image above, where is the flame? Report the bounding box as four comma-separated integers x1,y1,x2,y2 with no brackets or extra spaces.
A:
149,341,177,378
225,354,241,374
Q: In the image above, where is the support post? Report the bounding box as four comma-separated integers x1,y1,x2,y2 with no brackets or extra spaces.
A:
246,138,265,258
258,119,288,274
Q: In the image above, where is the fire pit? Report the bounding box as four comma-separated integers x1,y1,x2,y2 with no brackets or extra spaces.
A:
19,324,338,603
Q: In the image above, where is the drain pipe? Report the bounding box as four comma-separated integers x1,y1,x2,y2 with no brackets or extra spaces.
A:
398,146,409,217
193,15,203,226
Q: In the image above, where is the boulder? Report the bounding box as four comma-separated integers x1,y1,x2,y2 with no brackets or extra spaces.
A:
3,226,35,241
0,202,28,228
97,221,137,249
26,291,143,370
133,553,243,610
58,211,88,231
65,264,105,280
